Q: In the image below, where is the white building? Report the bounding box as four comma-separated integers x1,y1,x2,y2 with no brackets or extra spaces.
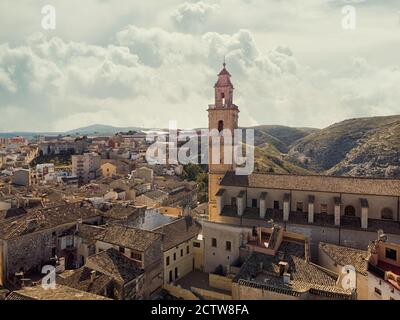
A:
36,163,55,182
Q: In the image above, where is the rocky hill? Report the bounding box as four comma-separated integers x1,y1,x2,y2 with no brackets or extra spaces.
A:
286,115,400,178
251,125,318,153
254,143,313,175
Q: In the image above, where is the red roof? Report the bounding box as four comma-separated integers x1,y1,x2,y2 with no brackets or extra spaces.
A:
218,67,231,76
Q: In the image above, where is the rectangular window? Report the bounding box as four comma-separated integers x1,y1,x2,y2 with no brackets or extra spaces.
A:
320,204,328,214
66,236,74,249
180,249,183,257
273,201,279,210
119,246,125,254
186,245,190,254
174,253,176,261
296,202,303,212
193,242,201,248
252,199,257,208
212,238,217,248
374,287,382,296
385,248,397,261
226,241,232,251
166,256,170,266
131,252,142,261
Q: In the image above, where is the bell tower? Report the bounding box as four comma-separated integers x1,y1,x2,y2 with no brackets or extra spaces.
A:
207,62,239,221
208,61,239,174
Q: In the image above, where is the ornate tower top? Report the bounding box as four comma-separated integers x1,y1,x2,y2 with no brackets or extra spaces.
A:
213,61,236,108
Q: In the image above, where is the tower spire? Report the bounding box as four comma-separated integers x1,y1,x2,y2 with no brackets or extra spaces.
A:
223,55,226,68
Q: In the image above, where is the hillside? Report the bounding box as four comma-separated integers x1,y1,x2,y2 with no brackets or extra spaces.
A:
251,125,318,153
65,124,142,135
286,115,400,178
0,124,144,138
254,143,314,175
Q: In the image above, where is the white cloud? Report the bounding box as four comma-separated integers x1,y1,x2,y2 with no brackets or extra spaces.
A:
0,1,399,132
171,1,220,34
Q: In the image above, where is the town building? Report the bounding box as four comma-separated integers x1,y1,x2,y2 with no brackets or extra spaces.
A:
91,224,163,298
154,216,202,285
318,242,369,299
72,152,101,185
0,202,102,286
38,138,88,156
59,248,145,300
201,220,355,300
35,163,55,183
12,168,32,187
367,232,400,300
134,166,154,183
164,220,354,300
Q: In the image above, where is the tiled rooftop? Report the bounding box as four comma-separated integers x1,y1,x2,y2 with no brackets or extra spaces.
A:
58,267,112,295
94,224,161,252
153,216,200,251
319,242,369,275
220,171,400,197
85,248,144,283
235,241,353,299
0,202,100,240
5,284,111,300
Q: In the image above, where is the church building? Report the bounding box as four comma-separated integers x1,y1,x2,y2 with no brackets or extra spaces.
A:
207,63,400,257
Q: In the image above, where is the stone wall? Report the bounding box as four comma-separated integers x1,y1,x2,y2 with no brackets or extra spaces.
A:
143,237,163,298
5,230,56,279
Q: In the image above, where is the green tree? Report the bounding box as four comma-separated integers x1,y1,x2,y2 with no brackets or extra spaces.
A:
183,164,209,203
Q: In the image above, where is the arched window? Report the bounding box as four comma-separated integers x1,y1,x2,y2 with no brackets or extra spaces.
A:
344,205,356,216
381,207,394,220
218,120,224,132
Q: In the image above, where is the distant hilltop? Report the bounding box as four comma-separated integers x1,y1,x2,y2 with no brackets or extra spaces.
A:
2,115,400,178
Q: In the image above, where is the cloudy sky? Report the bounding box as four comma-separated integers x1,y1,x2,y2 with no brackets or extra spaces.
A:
1,0,400,132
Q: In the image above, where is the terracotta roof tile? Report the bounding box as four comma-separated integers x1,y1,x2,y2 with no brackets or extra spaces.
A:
319,242,368,275
220,171,400,197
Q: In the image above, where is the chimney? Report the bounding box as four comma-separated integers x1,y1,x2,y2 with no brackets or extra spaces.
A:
278,261,289,276
283,272,291,285
58,257,66,273
21,278,32,288
76,218,83,232
90,270,96,282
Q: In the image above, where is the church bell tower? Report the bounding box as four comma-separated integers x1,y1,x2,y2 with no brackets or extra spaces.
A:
207,62,239,221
